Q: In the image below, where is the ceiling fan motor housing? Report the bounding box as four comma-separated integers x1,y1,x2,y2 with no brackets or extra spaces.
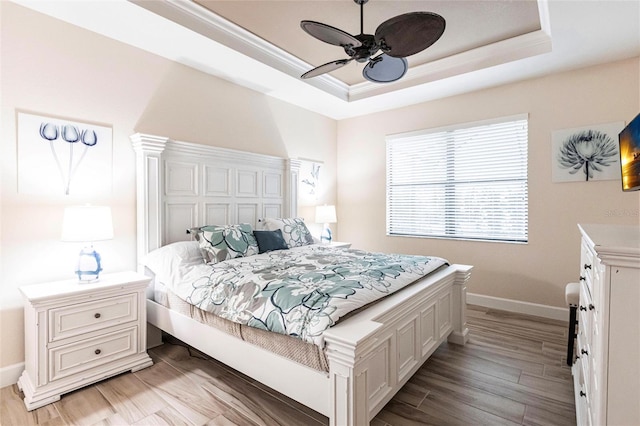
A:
347,34,378,62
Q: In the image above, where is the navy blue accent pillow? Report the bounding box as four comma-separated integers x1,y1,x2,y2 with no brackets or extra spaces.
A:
253,229,288,254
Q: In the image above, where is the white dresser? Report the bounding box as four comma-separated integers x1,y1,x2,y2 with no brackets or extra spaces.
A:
573,224,640,426
17,271,153,410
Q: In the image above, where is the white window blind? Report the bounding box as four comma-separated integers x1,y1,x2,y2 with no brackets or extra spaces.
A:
386,115,528,243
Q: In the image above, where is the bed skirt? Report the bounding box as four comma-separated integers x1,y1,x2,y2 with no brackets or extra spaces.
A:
157,288,330,372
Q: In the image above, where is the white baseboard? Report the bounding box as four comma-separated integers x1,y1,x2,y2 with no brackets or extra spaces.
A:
467,293,568,322
0,362,24,388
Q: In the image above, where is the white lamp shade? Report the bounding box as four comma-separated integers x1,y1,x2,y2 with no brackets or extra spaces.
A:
61,206,114,242
316,205,337,224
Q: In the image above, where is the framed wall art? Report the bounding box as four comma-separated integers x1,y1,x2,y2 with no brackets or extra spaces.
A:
17,112,113,196
298,159,323,206
551,121,624,183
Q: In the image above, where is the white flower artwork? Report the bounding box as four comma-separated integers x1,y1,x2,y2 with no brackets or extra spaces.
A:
298,159,323,205
17,112,113,196
551,122,624,183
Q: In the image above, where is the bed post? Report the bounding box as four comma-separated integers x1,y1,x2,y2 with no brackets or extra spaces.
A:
130,133,169,266
131,133,168,349
325,338,371,426
448,265,472,345
286,159,300,218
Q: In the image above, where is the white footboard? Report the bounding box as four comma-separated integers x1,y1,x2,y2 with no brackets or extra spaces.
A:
323,264,471,426
145,263,470,426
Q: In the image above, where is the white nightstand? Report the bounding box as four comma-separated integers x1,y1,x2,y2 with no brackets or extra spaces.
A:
327,241,351,248
17,271,153,411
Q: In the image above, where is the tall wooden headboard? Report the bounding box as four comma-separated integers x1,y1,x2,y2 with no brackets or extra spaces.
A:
131,133,300,263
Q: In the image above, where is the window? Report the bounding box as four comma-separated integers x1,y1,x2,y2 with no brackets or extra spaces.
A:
386,115,528,243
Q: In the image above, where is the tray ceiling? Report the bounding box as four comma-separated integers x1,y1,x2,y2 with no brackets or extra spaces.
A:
13,0,640,119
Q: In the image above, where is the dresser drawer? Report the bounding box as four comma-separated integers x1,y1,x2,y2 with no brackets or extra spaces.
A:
580,241,595,297
49,326,138,382
574,356,592,426
49,293,138,343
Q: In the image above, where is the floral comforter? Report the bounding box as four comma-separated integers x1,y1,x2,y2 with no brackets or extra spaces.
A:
176,245,447,347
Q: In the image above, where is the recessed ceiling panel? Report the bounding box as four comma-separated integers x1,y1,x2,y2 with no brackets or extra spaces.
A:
194,0,541,85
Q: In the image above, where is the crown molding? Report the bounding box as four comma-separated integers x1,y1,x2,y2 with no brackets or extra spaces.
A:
132,0,350,101
349,28,552,100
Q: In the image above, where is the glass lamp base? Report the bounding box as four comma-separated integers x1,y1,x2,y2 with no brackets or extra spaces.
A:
76,246,103,282
320,224,333,243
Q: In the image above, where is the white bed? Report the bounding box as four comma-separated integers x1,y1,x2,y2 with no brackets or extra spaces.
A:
131,133,472,426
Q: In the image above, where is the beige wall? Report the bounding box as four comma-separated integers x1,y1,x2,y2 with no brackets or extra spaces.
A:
337,57,640,308
0,3,337,369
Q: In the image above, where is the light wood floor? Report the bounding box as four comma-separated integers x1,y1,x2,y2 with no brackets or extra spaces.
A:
1,305,576,425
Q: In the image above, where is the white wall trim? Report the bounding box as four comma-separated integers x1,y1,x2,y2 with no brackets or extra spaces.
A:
1,362,24,388
467,293,568,322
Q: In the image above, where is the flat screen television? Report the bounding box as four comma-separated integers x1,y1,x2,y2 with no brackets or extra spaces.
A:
618,113,640,191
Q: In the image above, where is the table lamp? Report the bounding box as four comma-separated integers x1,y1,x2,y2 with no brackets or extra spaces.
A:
315,205,337,243
61,205,114,282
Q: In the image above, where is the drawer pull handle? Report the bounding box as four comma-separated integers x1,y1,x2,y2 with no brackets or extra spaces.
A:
579,305,587,311
589,304,595,311
579,276,586,281
95,349,101,355
581,349,589,356
580,391,587,397
94,313,101,319
584,264,592,270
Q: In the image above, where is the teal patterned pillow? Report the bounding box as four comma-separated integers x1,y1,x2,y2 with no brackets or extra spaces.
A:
193,224,259,264
263,218,314,248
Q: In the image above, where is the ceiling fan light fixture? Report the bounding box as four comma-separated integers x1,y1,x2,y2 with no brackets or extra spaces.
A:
300,0,445,83
363,54,407,83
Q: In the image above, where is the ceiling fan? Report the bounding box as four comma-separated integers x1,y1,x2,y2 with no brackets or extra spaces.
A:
300,0,445,83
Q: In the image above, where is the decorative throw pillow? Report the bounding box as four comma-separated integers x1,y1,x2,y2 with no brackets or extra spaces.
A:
192,223,259,264
253,229,288,254
262,217,314,248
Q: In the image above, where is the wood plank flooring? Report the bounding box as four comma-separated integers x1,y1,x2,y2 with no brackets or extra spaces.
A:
1,305,576,425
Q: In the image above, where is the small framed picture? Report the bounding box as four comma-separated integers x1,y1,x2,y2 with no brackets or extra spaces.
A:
551,122,624,182
298,159,323,205
17,111,113,196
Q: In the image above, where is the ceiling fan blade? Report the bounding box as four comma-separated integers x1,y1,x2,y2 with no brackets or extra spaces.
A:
301,21,362,48
375,12,445,58
362,54,408,83
301,58,353,79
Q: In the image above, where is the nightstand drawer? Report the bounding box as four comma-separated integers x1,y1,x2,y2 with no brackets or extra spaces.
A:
49,293,138,343
49,326,138,382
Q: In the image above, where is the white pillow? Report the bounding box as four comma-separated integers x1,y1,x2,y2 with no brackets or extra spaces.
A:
255,219,268,230
262,217,314,248
141,241,204,284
